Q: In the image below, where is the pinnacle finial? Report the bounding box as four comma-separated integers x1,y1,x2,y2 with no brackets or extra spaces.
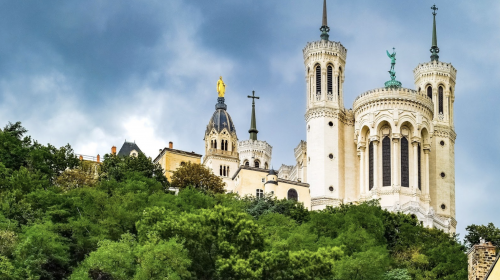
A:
320,0,330,41
430,4,440,61
248,91,260,141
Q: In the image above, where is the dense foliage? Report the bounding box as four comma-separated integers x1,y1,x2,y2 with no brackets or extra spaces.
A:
0,122,474,279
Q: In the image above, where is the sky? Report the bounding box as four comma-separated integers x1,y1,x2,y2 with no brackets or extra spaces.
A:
0,0,498,239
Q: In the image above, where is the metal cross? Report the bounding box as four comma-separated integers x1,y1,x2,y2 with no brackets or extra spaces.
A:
431,4,438,15
248,90,260,104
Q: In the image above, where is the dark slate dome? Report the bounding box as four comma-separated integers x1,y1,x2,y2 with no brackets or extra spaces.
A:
207,108,236,133
206,97,236,134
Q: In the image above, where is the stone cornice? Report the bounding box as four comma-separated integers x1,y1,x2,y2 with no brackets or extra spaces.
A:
305,107,354,126
433,126,457,142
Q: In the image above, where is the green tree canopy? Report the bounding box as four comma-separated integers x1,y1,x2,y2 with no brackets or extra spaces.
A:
170,162,225,193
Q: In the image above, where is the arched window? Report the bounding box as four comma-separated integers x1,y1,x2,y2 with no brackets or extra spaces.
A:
401,137,409,187
369,141,374,190
211,140,213,148
227,166,230,176
255,161,260,168
327,65,333,94
338,67,342,96
219,165,222,176
418,143,421,190
427,86,432,100
223,166,226,177
214,140,217,149
287,189,298,201
256,189,264,199
264,162,268,169
315,65,321,94
438,86,444,114
245,161,249,167
382,136,391,186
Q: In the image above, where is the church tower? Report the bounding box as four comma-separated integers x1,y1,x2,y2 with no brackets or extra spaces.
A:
413,6,457,229
238,91,272,170
304,0,348,209
203,77,240,191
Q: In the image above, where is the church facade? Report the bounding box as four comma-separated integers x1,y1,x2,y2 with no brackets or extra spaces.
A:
202,1,457,233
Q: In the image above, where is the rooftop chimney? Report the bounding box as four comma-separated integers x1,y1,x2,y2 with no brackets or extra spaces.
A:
97,154,100,163
169,142,173,149
468,240,497,280
111,146,117,155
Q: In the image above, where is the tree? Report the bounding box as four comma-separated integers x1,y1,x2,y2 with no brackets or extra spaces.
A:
464,223,500,250
170,162,225,193
100,153,168,188
55,160,98,190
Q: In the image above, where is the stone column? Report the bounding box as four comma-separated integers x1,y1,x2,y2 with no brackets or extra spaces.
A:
424,147,430,196
359,146,365,194
372,137,380,189
433,88,438,120
392,134,400,186
412,139,420,189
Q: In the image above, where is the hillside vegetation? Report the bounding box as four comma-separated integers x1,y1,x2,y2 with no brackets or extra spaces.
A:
0,122,472,279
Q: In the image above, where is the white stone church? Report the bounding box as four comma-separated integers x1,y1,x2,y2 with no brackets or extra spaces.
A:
201,1,457,233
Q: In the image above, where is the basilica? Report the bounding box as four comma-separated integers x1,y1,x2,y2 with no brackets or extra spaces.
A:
176,1,457,233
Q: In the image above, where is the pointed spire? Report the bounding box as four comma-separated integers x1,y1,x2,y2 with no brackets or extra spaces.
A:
430,4,440,61
320,0,330,41
248,91,259,141
322,0,328,27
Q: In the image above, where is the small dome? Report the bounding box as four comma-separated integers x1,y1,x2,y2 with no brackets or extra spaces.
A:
207,108,236,134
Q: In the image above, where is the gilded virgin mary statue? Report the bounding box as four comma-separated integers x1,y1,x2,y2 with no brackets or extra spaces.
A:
217,76,226,97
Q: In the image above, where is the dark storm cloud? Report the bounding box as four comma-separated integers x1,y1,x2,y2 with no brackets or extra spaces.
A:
0,0,498,239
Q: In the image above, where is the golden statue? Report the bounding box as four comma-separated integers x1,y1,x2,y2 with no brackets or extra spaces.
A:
217,76,226,97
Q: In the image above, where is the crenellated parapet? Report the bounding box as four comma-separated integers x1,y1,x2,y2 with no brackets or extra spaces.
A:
238,139,272,169
353,87,434,119
303,40,347,62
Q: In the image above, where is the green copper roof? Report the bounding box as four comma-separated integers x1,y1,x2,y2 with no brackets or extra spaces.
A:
248,91,259,141
430,5,440,61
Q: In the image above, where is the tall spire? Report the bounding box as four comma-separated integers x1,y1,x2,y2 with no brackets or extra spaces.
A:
320,0,330,41
430,4,440,61
248,91,259,141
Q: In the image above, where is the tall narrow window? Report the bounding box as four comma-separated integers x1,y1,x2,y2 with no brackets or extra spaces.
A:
227,166,230,176
369,141,374,190
287,189,298,201
427,86,432,100
438,86,444,114
382,136,391,186
255,161,260,168
211,140,213,148
223,166,226,177
327,65,333,94
219,165,222,176
225,140,228,151
256,189,264,199
316,65,321,94
338,68,341,96
418,143,421,190
401,137,409,187
245,161,249,167
214,140,217,149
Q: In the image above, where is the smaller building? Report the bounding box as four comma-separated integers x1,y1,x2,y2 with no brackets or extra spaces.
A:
232,166,311,210
117,141,143,157
468,239,500,280
154,141,202,181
